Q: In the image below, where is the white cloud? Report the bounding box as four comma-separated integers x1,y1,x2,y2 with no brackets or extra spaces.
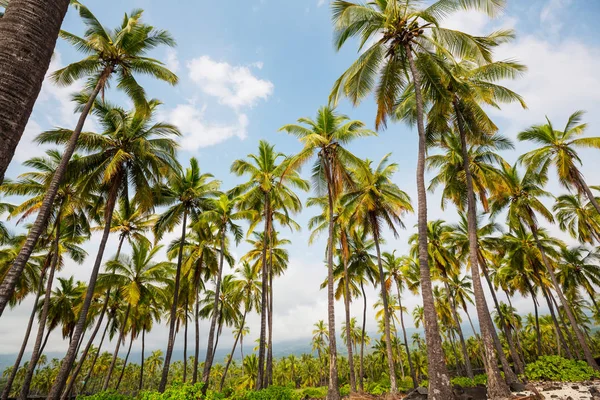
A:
317,0,326,7
167,103,249,150
13,120,45,163
187,56,273,110
165,48,180,73
540,0,573,34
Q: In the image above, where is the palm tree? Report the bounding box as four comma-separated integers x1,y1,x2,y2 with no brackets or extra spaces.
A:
490,163,599,369
330,1,510,394
0,3,178,316
231,139,308,389
0,0,69,183
280,106,373,400
554,193,600,245
343,154,412,394
199,194,251,393
519,111,600,214
557,246,600,316
312,319,329,384
98,241,172,390
383,251,417,388
153,157,220,391
44,101,179,399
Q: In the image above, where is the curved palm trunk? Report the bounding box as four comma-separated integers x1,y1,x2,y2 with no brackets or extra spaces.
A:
324,161,340,400
81,315,111,395
220,310,247,390
19,217,61,400
183,298,188,383
1,259,47,400
159,210,188,392
405,43,453,400
359,281,367,392
372,226,398,393
61,289,111,400
0,0,70,183
115,333,134,390
397,285,417,388
548,289,581,357
341,238,356,392
47,177,120,399
454,101,511,397
201,227,227,393
256,192,270,390
139,329,145,392
102,304,131,390
580,177,600,216
0,67,113,316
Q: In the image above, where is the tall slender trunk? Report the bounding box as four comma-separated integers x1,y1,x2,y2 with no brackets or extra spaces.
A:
537,276,573,358
81,315,111,395
372,225,397,393
341,234,356,392
19,216,61,400
139,329,145,392
0,0,70,183
47,177,120,399
454,100,511,398
192,255,203,384
266,245,274,387
183,298,188,383
103,304,131,390
526,282,543,356
61,289,111,400
390,315,405,380
443,279,473,379
201,227,227,393
549,289,581,357
580,177,600,216
256,191,270,390
159,209,188,392
115,333,134,390
397,285,417,388
359,281,367,392
324,158,340,400
220,310,247,390
1,257,48,400
0,67,113,316
405,42,452,400
480,259,524,374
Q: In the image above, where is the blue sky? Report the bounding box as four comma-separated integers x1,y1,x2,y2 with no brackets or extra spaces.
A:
3,0,600,359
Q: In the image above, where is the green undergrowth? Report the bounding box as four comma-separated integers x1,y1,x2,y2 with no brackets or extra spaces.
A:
525,355,600,382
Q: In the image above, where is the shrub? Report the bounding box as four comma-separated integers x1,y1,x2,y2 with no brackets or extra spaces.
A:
297,386,327,399
525,355,600,382
235,386,301,400
78,392,134,400
451,374,487,388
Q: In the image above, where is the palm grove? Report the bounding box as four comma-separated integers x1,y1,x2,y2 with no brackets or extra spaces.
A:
1,1,600,400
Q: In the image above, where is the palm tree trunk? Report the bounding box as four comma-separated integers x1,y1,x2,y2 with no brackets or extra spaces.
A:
256,192,270,390
531,229,594,366
82,315,111,395
372,225,398,393
220,310,247,390
580,177,600,216
397,285,417,388
266,251,274,387
0,0,70,183
46,177,121,400
341,239,356,392
1,258,47,400
103,304,131,390
324,160,340,400
0,66,114,316
526,282,544,356
183,298,188,383
139,329,145,392
359,281,367,392
548,289,581,357
405,42,452,400
201,226,227,393
19,216,61,400
443,279,473,379
537,277,573,358
61,289,111,400
115,333,134,390
193,278,200,384
159,209,188,392
454,100,511,397
390,316,405,380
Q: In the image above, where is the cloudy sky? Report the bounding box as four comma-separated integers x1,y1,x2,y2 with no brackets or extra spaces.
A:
2,0,600,362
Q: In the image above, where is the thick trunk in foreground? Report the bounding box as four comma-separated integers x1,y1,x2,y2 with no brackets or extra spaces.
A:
1,260,47,400
0,0,70,183
201,228,227,393
406,43,453,400
19,219,61,400
0,67,112,316
455,101,511,398
256,192,270,390
159,210,188,392
46,177,120,400
373,226,397,393
102,304,131,390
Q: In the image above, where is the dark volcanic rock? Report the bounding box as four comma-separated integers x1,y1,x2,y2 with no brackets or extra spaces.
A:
510,382,527,392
